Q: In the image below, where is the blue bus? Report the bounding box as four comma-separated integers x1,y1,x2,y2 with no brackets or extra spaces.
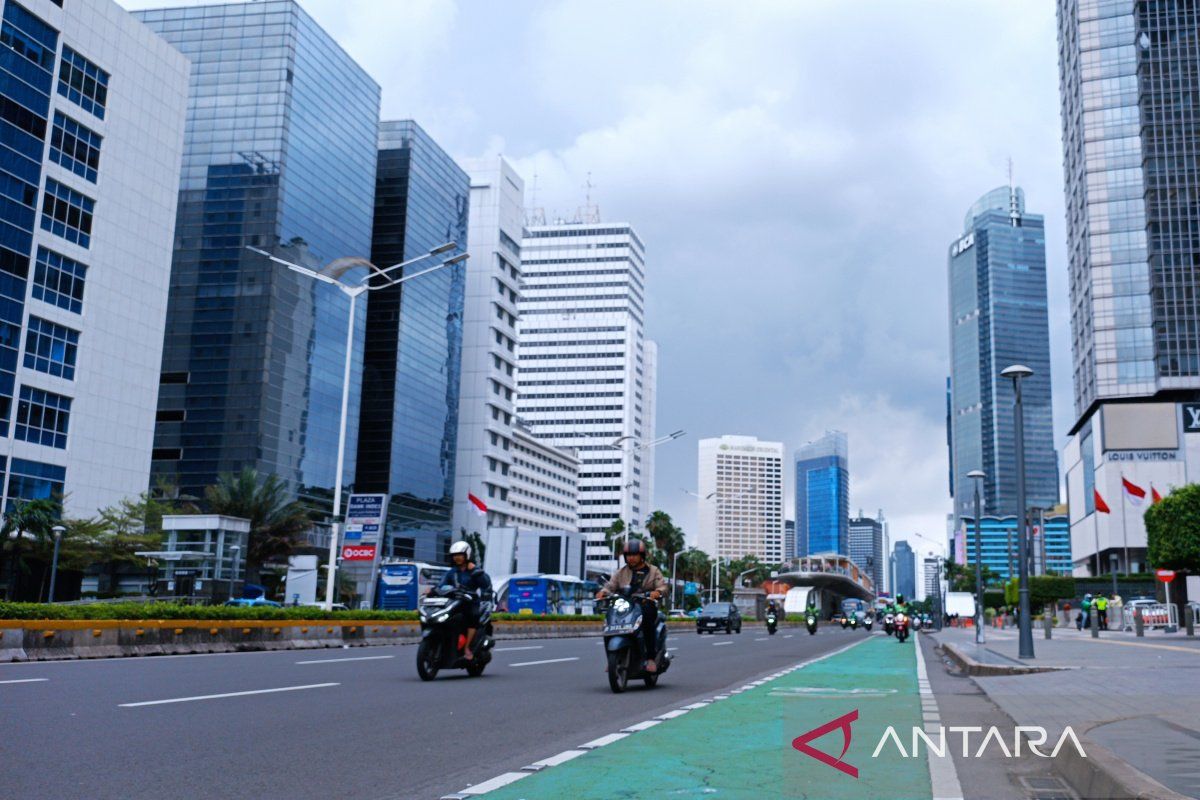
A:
375,561,449,610
505,574,599,615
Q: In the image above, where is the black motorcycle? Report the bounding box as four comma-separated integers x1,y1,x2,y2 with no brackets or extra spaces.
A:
416,585,494,680
805,611,818,635
601,590,671,693
883,612,895,635
766,610,778,635
863,613,874,632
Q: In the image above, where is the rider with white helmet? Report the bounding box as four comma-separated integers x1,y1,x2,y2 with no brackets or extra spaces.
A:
437,540,493,660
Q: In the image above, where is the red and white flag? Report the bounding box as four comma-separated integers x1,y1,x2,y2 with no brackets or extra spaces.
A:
1122,477,1147,506
1152,485,1164,504
1094,489,1111,514
467,492,488,517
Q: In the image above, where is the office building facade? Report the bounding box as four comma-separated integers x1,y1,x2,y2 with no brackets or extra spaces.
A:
948,186,1058,526
795,430,849,556
517,221,653,572
0,0,187,516
957,514,1071,581
509,420,580,532
892,540,916,600
138,1,380,509
923,556,941,604
784,519,795,562
356,120,467,560
848,513,884,595
696,436,784,563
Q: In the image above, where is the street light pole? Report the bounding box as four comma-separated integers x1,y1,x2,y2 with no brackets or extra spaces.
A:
228,544,241,602
1002,364,1035,659
671,550,681,609
48,525,65,603
968,470,986,644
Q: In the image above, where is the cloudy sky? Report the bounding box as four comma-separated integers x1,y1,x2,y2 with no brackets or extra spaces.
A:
124,0,1072,562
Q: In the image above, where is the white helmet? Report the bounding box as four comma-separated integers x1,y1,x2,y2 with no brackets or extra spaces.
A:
450,541,471,560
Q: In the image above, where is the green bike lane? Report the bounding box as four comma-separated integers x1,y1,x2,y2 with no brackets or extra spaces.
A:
479,635,931,800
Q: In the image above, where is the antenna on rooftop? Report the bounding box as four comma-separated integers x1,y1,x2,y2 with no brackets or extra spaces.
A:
1007,157,1019,227
576,171,600,224
526,172,546,226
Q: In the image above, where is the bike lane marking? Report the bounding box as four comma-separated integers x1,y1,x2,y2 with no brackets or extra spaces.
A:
914,632,963,800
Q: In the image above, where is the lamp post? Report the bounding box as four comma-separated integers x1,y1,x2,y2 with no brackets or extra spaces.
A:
1001,364,1035,659
48,525,65,603
968,469,986,644
248,243,467,609
228,544,241,602
671,550,681,610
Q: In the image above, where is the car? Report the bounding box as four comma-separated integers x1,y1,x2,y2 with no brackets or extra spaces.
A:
667,609,690,619
223,598,282,607
695,601,742,634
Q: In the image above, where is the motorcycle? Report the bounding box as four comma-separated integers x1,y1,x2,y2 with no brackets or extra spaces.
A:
839,614,849,629
883,612,895,635
894,612,910,643
805,612,818,635
848,614,858,630
863,613,874,632
922,614,935,630
766,610,778,635
416,585,495,680
601,590,671,693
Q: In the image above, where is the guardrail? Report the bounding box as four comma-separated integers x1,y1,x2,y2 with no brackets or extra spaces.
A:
1121,603,1177,631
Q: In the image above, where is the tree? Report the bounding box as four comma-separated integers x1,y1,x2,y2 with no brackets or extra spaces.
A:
204,469,313,584
459,528,486,566
945,557,1001,593
1,498,59,600
644,510,685,573
1146,483,1200,572
603,518,627,558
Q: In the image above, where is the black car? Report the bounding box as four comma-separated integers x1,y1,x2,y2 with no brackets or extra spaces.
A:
696,602,742,634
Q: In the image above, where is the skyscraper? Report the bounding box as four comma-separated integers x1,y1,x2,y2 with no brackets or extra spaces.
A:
453,157,523,537
947,186,1058,525
784,519,796,562
923,556,941,604
1058,1,1200,575
355,120,467,563
517,221,653,573
696,436,784,563
795,430,848,556
848,513,884,593
0,0,187,517
892,540,916,600
138,1,380,508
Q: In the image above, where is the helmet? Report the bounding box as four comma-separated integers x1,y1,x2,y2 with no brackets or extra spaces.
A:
622,538,647,557
450,541,471,560
896,594,905,604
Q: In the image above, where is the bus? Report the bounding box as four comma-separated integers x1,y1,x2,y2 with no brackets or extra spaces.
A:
504,574,600,615
375,561,449,610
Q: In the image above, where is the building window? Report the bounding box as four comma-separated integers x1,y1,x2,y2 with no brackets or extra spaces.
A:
57,46,108,119
49,112,101,183
14,385,69,448
0,3,57,74
23,316,78,379
32,247,85,313
7,456,64,506
40,178,93,247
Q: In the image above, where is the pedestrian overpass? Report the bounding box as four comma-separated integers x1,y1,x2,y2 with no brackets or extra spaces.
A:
763,553,876,615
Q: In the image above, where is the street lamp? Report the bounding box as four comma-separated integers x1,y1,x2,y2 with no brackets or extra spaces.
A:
1001,363,1035,659
248,243,467,609
228,544,241,602
671,550,682,609
610,430,685,453
968,469,986,644
48,525,65,603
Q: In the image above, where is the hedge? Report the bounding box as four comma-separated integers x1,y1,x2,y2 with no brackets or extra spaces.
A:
0,602,603,623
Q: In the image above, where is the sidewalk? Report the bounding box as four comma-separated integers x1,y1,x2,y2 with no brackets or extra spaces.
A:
934,627,1200,799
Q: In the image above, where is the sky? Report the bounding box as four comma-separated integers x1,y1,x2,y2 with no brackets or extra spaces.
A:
122,0,1073,564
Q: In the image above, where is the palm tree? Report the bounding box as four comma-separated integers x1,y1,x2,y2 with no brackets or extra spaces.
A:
645,510,685,574
2,498,59,600
603,518,626,557
204,469,312,584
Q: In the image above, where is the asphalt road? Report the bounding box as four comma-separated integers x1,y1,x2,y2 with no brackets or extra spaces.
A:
0,625,861,799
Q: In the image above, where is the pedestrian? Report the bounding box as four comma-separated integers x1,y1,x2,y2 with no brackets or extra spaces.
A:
1081,593,1092,630
1096,593,1109,630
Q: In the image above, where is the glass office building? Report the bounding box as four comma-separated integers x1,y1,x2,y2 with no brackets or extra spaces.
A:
356,120,467,561
136,1,380,507
947,187,1058,525
892,540,916,600
794,431,848,556
848,514,884,592
959,515,1071,581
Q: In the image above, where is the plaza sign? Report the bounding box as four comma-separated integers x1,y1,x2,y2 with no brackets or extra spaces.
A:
343,493,388,544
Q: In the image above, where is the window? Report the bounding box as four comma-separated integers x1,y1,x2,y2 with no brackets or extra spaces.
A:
32,247,85,313
40,178,93,247
1,3,57,74
49,113,101,182
7,457,64,506
57,46,108,119
23,316,78,379
15,385,69,448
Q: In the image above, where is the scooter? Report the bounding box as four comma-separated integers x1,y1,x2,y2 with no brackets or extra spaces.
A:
839,614,849,629
883,612,895,635
806,612,818,635
416,585,495,680
601,590,671,693
863,613,874,632
894,612,910,643
766,610,778,635
848,614,858,630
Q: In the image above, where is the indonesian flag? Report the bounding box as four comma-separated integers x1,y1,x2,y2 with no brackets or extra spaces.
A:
468,493,488,517
1094,489,1111,514
1122,477,1147,506
1152,485,1163,504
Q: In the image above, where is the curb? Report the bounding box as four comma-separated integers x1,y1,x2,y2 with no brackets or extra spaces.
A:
940,641,1064,676
1056,730,1193,800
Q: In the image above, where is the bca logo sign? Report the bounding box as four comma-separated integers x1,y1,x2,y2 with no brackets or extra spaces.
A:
1183,403,1200,433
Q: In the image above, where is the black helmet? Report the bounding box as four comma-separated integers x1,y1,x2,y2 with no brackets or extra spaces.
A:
622,538,647,557
896,594,905,605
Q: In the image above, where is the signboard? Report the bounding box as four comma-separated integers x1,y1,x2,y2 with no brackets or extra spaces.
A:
1156,569,1175,583
376,563,418,610
684,581,698,596
341,544,377,562
342,493,388,544
1184,403,1200,433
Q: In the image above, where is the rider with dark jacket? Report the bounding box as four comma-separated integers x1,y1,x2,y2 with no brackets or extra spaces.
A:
596,539,668,672
438,541,493,659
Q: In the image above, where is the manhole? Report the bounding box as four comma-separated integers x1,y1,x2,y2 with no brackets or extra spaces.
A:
1016,774,1078,800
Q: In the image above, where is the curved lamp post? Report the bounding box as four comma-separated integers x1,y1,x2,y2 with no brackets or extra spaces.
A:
1001,364,1035,659
48,525,65,603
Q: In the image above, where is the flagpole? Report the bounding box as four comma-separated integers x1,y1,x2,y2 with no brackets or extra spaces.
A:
1120,474,1130,573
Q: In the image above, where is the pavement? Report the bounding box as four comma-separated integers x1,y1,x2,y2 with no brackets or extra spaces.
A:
934,626,1200,799
0,624,863,799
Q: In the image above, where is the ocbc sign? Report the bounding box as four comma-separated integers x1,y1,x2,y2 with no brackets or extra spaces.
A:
341,544,377,561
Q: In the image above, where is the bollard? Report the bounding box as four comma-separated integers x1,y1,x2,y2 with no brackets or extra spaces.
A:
1134,608,1144,637
1187,605,1195,637
1043,613,1052,640
1091,606,1099,638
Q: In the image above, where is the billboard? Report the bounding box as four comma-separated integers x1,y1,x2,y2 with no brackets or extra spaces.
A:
343,494,388,544
376,563,419,610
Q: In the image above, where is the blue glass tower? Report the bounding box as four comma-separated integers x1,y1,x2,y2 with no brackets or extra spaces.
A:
892,540,916,600
136,1,380,508
356,120,467,562
795,431,848,556
948,187,1058,525
960,515,1071,581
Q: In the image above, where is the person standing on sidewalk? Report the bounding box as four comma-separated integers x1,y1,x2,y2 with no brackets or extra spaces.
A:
1081,594,1092,630
1096,594,1109,630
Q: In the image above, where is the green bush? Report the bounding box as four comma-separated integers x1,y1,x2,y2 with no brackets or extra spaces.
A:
0,602,611,622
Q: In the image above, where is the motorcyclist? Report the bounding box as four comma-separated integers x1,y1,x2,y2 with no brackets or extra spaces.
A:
766,599,780,617
893,594,910,617
806,596,818,616
437,541,493,660
596,539,668,673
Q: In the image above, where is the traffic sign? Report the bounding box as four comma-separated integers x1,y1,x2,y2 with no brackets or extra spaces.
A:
1156,569,1176,583
684,581,698,596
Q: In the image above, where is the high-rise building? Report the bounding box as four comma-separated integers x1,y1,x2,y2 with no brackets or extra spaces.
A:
947,187,1058,527
355,120,467,561
784,519,795,562
0,0,186,517
508,419,579,532
138,1,380,508
957,513,1071,581
696,436,784,563
641,339,658,514
923,556,941,604
1057,1,1200,575
452,157,523,537
848,513,884,594
892,540,916,600
517,221,653,573
795,430,849,556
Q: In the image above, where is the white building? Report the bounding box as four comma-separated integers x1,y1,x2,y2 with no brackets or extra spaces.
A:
696,436,785,563
517,221,654,574
509,420,580,532
453,157,524,536
0,0,187,516
922,556,941,604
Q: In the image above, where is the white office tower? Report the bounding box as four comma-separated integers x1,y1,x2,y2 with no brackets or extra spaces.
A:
922,556,940,603
641,339,658,514
453,157,524,536
0,0,187,516
517,221,653,574
696,436,785,562
509,419,580,532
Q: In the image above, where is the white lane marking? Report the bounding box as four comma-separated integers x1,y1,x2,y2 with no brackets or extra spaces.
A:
682,701,710,710
493,645,544,652
754,637,769,641
120,683,338,707
295,655,393,664
655,709,689,720
622,719,662,732
0,677,48,684
580,732,628,749
914,633,964,800
784,634,794,638
526,749,587,769
712,641,733,647
508,657,579,668
459,772,529,795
